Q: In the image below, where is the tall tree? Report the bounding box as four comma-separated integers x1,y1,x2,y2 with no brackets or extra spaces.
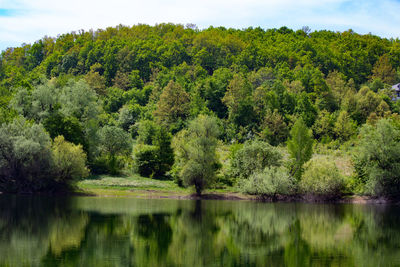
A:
287,118,313,180
371,54,396,85
154,80,190,128
172,115,220,194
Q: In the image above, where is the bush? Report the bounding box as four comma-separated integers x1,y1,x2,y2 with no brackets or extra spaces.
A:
0,118,53,192
133,144,161,177
353,119,400,196
0,118,89,192
241,166,295,196
230,140,282,180
52,136,89,183
299,156,345,196
133,121,174,178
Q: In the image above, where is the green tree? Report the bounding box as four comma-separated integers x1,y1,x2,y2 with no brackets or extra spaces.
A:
0,118,53,192
230,140,282,180
353,119,400,196
287,118,313,180
333,110,356,141
172,115,220,194
371,54,397,85
51,135,89,183
261,109,289,146
222,74,255,127
154,80,190,130
98,126,131,174
133,123,174,178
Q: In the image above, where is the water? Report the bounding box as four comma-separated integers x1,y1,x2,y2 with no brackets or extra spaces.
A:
0,196,399,267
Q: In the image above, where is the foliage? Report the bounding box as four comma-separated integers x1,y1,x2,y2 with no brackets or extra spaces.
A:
51,135,89,182
0,118,89,192
133,124,174,178
241,166,295,196
98,125,131,174
261,109,289,146
230,140,282,180
172,115,220,194
353,119,400,196
287,118,313,180
154,80,190,129
299,156,345,196
0,118,53,192
2,24,400,195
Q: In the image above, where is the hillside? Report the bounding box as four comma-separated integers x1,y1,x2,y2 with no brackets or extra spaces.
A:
1,23,400,196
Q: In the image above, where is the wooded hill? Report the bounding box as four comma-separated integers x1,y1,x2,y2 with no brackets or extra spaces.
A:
1,23,400,195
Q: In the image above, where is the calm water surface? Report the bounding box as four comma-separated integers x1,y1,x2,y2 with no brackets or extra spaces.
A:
0,196,399,267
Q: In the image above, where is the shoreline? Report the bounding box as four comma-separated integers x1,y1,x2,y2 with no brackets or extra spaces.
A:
0,188,396,204
75,187,398,204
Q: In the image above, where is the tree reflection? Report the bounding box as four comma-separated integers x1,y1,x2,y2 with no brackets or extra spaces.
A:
1,197,400,266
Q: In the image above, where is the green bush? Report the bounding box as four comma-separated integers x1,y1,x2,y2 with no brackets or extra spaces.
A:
133,144,160,178
353,119,400,196
230,140,282,180
241,166,295,196
299,156,345,196
0,118,90,192
52,136,89,183
133,121,174,178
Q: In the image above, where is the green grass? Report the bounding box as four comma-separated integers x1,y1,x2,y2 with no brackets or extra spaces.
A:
76,173,240,197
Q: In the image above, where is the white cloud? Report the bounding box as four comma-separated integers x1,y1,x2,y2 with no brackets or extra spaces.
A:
0,0,399,50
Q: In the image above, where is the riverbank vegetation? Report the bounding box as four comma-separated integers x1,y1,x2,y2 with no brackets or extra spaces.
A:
1,23,400,198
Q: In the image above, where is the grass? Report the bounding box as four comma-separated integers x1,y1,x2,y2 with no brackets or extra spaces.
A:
76,173,240,198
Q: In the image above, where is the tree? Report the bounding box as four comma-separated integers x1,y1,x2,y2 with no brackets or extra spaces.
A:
333,110,356,141
98,126,131,174
294,92,317,127
353,119,400,196
154,80,190,128
172,115,220,194
222,74,255,127
261,109,289,146
133,122,174,178
371,54,396,85
51,136,89,183
287,118,313,180
230,140,282,180
0,118,53,192
0,118,88,192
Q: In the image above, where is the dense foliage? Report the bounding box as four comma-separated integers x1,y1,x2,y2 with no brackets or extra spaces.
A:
0,119,87,192
1,23,400,195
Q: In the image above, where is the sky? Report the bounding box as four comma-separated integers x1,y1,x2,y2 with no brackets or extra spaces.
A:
0,0,400,51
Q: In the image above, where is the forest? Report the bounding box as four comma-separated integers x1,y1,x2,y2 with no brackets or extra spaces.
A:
0,23,400,197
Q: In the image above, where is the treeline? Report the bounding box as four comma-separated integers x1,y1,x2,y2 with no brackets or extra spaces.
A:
0,23,400,196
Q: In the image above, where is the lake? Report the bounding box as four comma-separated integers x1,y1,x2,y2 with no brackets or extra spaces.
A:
0,196,399,266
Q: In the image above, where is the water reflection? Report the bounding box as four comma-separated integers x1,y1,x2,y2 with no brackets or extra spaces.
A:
0,196,400,266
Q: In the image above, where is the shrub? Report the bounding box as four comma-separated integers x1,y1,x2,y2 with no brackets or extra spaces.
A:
133,121,174,178
0,118,53,192
133,144,160,177
98,125,131,174
241,166,295,196
299,156,345,196
0,118,89,192
230,140,282,180
51,136,89,183
353,119,400,196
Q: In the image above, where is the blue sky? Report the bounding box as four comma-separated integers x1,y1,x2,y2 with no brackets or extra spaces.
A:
0,0,399,51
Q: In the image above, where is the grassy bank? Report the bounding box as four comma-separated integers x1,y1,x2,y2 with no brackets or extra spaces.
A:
75,174,395,204
76,174,250,199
